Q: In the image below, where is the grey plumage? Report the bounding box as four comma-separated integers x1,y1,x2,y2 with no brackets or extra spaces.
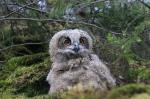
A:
47,29,116,94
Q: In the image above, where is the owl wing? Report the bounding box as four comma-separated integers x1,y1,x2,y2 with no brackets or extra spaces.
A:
89,54,116,89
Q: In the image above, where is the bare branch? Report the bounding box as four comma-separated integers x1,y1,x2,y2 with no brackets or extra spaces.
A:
0,41,48,52
2,0,37,18
0,17,121,35
0,17,104,30
76,0,105,8
125,14,144,33
15,2,49,14
138,0,150,9
0,61,5,63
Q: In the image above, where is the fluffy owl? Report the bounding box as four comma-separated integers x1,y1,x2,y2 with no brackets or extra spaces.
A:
47,29,116,94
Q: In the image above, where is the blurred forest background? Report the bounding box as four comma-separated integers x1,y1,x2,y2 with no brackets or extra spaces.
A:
0,0,150,99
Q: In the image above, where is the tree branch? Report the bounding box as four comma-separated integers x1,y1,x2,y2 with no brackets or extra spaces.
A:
0,17,121,35
138,0,150,9
0,41,48,52
2,0,37,18
0,61,5,63
76,0,105,8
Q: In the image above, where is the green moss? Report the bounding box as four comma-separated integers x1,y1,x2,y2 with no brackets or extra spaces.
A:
1,83,150,99
0,53,51,97
0,92,27,99
108,84,150,99
7,58,51,96
59,84,150,99
5,53,49,71
61,89,107,99
131,93,150,99
0,92,59,99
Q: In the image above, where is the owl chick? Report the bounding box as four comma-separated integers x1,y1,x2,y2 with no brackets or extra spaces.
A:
47,29,116,94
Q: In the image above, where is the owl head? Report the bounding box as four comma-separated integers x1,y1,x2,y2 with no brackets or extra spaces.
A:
49,29,93,62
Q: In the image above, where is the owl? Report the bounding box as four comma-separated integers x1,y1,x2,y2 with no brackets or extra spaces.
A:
47,29,116,94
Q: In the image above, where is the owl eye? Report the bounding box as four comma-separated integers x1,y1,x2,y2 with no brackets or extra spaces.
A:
79,37,89,48
58,36,71,48
63,37,71,46
80,37,87,44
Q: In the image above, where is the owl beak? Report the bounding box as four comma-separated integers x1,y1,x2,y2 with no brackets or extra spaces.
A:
73,42,80,52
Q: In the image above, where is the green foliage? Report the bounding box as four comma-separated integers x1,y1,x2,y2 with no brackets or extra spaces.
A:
127,66,150,83
107,32,140,63
48,0,66,18
107,19,150,63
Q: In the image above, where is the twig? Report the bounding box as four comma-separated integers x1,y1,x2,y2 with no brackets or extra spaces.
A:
124,14,144,33
0,17,121,35
127,15,141,30
0,17,105,30
76,0,105,8
2,0,37,18
3,0,9,12
14,2,49,14
0,61,5,63
0,41,48,52
138,0,150,9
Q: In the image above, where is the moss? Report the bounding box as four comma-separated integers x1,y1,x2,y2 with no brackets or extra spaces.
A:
5,46,33,59
0,92,27,99
0,52,46,83
108,84,150,99
5,53,49,71
61,89,107,99
60,84,150,99
131,93,150,99
1,83,150,99
6,58,51,96
0,52,51,97
0,93,59,99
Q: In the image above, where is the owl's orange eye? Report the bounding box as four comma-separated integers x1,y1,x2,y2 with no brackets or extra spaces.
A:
58,36,71,48
79,37,89,48
80,37,87,45
63,37,71,46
